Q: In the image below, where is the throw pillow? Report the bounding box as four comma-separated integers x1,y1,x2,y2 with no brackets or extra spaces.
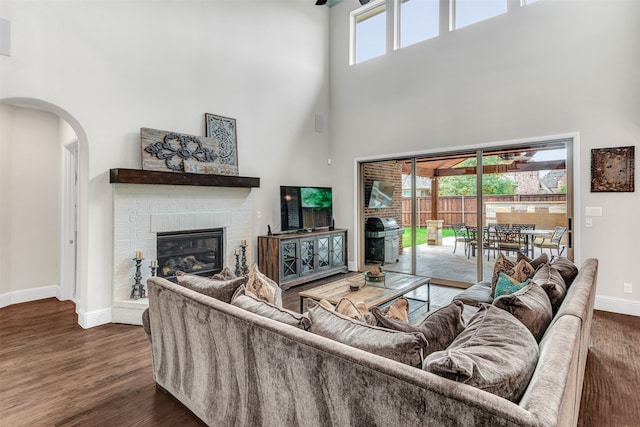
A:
516,252,549,270
493,282,553,342
549,257,579,288
423,304,539,402
335,298,377,326
494,272,531,297
531,263,567,312
372,300,465,357
307,299,428,367
377,297,410,323
231,285,311,330
212,266,237,281
175,271,248,303
452,281,494,307
509,259,536,284
245,264,283,307
491,253,517,295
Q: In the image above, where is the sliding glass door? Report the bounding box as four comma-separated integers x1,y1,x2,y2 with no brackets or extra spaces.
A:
360,138,573,286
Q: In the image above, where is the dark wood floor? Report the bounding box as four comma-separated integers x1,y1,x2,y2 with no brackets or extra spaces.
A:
1,281,639,426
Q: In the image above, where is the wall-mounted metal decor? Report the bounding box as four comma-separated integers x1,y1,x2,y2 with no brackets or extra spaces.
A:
205,113,238,166
141,127,239,175
591,145,635,192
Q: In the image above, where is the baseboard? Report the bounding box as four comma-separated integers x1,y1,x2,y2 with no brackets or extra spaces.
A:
77,306,112,329
0,284,60,308
595,295,640,317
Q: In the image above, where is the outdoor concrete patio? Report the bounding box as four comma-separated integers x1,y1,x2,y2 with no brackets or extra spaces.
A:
374,236,499,286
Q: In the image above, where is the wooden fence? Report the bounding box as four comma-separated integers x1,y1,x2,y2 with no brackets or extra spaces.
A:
401,194,567,228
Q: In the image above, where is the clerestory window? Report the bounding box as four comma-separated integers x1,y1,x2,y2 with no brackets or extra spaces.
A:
398,0,439,48
451,0,507,31
351,0,387,64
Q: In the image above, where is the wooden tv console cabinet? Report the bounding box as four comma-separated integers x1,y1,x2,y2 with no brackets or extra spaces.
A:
257,229,348,289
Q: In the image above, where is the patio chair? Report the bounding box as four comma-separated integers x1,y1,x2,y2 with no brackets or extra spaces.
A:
466,226,497,260
495,226,525,257
451,223,467,254
533,226,567,257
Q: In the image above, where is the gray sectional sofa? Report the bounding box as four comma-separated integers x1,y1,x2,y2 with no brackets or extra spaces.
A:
143,258,598,427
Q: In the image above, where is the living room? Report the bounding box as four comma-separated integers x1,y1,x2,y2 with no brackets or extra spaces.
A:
0,0,638,424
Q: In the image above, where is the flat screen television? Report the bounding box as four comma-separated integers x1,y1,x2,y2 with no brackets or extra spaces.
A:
280,186,333,232
368,180,394,208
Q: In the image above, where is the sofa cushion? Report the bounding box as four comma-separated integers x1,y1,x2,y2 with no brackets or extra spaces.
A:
516,252,549,270
494,273,531,297
531,264,567,312
211,266,237,280
493,282,553,342
452,281,493,307
307,300,428,367
231,285,311,330
550,257,579,287
175,271,248,304
372,300,465,357
245,264,282,307
423,304,539,402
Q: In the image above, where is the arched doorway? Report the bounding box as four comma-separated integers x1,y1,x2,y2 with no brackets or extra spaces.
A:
0,97,89,315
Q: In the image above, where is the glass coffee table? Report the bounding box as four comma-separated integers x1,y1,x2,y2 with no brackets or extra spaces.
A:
298,272,430,313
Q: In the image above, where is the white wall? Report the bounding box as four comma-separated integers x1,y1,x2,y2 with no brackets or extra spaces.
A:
329,0,640,314
0,0,330,322
0,105,62,299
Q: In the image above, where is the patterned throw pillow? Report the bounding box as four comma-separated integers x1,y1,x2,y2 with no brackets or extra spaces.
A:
492,253,535,297
334,298,377,326
494,273,531,297
508,260,536,284
376,297,410,323
245,264,283,307
491,253,517,295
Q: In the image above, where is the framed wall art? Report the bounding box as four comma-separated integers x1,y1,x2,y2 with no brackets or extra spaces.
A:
205,113,238,167
590,145,635,192
140,127,239,176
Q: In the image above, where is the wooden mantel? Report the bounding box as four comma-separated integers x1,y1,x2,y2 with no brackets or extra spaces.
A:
109,168,260,188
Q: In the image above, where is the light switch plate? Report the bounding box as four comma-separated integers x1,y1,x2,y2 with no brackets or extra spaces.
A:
585,207,603,217
586,218,593,228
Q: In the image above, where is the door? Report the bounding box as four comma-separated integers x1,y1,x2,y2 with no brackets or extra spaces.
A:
61,142,78,301
360,138,573,286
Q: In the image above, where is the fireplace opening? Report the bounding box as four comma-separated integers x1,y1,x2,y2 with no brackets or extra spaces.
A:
157,229,223,282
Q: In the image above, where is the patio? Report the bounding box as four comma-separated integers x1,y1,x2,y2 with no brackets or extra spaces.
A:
370,236,512,287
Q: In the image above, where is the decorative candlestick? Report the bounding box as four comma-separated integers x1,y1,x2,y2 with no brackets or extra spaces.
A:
234,249,241,277
131,257,145,299
149,260,158,277
241,243,249,275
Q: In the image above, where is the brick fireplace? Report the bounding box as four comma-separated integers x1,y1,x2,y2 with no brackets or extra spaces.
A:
111,181,255,324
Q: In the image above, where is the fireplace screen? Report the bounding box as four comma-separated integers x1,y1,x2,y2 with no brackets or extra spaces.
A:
157,229,223,281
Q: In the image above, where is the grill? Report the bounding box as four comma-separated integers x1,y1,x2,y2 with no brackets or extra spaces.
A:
365,217,402,265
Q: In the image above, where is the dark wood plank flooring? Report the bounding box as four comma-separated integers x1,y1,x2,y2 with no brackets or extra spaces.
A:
1,278,638,426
